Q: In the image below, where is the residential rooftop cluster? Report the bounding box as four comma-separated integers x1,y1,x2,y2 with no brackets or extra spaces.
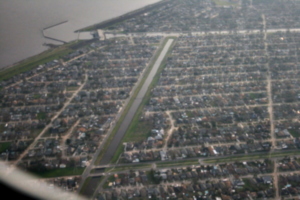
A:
97,160,275,200
120,31,300,164
279,174,300,196
107,0,300,34
109,0,263,33
44,176,82,193
0,36,162,174
3,0,300,199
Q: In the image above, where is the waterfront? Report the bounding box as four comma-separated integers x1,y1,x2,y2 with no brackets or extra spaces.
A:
0,0,160,69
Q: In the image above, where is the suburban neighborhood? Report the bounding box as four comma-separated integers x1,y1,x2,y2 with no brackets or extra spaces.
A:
2,0,300,199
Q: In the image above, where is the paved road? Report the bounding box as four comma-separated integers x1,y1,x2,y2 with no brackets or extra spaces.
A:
99,39,174,165
88,149,300,176
163,111,177,150
262,14,276,149
262,13,279,200
121,137,294,155
105,28,300,40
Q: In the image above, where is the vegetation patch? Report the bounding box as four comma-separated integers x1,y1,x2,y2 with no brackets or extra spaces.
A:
66,86,80,91
157,159,199,168
204,151,300,164
105,163,151,173
124,116,153,142
212,0,238,6
0,142,11,154
288,129,300,137
102,175,115,189
249,92,264,100
147,169,162,184
239,178,272,192
31,128,44,137
37,112,47,120
0,45,73,81
33,94,41,99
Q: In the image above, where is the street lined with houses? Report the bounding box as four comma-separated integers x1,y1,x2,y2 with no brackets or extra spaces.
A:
3,0,300,199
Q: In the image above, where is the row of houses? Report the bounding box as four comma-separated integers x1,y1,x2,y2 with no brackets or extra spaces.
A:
99,160,275,200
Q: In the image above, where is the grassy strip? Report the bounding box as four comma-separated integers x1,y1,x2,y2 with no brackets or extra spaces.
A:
212,0,238,6
204,150,300,164
0,142,11,153
30,167,85,178
157,160,199,168
0,43,76,81
66,86,80,91
102,175,115,189
104,164,151,173
109,37,176,164
288,129,300,137
123,119,152,142
95,37,175,165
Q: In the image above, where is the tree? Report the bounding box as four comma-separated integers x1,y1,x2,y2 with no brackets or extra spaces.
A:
66,139,71,145
149,169,161,184
28,161,47,173
69,159,76,168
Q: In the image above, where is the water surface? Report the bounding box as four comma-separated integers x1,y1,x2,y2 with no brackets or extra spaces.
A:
0,0,161,69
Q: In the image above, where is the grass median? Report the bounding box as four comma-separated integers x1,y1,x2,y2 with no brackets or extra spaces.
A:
104,163,152,173
204,150,300,164
157,159,199,168
212,0,239,6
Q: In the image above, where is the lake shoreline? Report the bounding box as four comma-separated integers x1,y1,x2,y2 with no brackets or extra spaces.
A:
1,0,166,71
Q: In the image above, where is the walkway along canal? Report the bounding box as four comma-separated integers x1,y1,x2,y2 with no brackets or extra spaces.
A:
99,38,174,165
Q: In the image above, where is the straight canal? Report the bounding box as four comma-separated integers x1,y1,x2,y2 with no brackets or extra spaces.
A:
99,38,174,165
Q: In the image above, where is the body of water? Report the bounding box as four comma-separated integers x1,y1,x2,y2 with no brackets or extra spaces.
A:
0,0,161,69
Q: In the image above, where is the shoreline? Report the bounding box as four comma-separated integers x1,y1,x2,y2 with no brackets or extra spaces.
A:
0,0,167,73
